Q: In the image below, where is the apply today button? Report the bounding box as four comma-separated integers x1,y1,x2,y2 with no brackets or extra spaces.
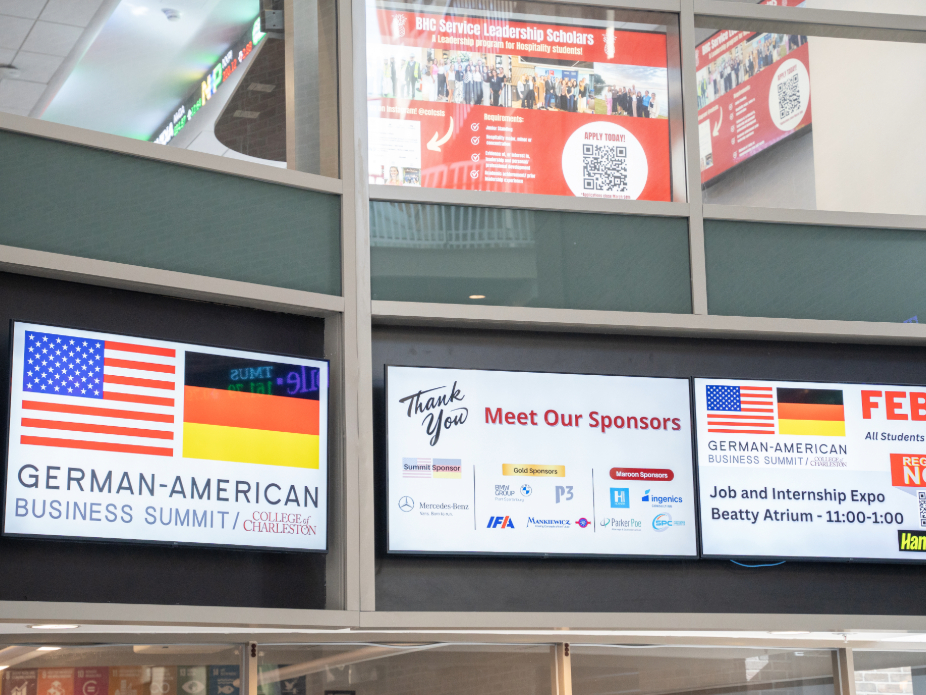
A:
502,464,566,477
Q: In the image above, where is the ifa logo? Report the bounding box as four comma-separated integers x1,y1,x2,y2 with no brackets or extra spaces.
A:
487,515,515,529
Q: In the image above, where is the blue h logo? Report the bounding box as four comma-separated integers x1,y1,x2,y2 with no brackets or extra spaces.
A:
610,488,629,508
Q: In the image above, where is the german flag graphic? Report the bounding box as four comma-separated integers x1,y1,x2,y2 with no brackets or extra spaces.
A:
182,352,320,468
776,387,845,436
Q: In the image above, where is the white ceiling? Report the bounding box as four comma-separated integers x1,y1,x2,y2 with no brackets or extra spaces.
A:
40,0,259,139
0,0,106,116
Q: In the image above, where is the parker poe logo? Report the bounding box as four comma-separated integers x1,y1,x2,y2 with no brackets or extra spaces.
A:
398,381,468,446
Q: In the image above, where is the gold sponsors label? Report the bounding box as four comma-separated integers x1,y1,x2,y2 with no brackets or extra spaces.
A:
502,464,565,477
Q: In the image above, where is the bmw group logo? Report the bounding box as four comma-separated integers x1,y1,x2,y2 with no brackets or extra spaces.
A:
520,484,532,497
398,496,414,512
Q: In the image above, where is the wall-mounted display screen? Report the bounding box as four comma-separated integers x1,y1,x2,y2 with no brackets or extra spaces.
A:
386,366,697,556
3,322,328,551
366,1,674,200
695,377,926,561
696,0,811,185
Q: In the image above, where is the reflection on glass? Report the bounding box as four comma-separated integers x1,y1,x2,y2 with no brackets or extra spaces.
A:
365,0,684,201
257,643,553,695
711,0,926,16
696,14,926,214
854,651,926,695
370,201,692,311
0,646,241,695
0,0,338,175
696,13,810,187
572,647,836,695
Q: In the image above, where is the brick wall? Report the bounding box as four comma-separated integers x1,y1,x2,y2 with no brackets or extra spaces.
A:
856,667,914,695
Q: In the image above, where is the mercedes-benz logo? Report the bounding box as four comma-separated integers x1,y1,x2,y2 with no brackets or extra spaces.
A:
398,496,414,512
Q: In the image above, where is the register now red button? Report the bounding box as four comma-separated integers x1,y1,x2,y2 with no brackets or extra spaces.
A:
609,468,675,481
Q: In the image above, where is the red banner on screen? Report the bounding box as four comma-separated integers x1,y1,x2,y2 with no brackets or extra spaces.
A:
376,10,668,67
696,0,811,184
368,8,672,200
697,41,811,184
372,100,670,200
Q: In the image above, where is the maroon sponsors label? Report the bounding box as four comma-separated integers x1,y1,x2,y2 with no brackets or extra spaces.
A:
610,468,675,481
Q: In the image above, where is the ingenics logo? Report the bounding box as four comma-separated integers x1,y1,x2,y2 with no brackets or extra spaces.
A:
899,530,926,552
398,381,468,446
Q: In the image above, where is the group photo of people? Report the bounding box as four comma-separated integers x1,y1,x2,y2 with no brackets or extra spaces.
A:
697,32,808,109
367,45,669,120
513,67,594,113
368,45,514,106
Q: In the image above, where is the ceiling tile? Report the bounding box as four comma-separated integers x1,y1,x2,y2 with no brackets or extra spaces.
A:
19,19,81,56
10,49,61,81
39,0,104,27
0,14,34,50
0,75,45,113
0,0,46,20
0,46,15,63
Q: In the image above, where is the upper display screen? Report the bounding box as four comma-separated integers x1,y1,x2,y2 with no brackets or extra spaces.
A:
3,322,329,551
696,0,811,185
386,366,697,557
695,378,926,562
366,1,673,200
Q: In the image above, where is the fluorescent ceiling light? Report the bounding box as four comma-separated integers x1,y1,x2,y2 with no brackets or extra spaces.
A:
37,647,61,651
28,625,79,630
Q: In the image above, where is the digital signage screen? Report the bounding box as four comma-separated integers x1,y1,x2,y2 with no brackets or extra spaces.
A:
386,366,697,557
696,0,811,185
3,322,329,551
695,377,926,562
367,2,673,200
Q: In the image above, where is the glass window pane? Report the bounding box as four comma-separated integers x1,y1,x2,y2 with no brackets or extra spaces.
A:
854,651,926,695
708,0,926,16
705,220,926,322
2,130,341,295
1,644,242,695
365,0,685,201
257,643,553,695
371,202,692,312
695,16,926,214
0,0,338,176
573,647,836,695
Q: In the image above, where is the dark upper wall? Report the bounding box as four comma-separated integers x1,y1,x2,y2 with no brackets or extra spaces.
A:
0,272,327,608
373,325,926,614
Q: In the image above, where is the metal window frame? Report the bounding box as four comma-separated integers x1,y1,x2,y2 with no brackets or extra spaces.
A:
1,0,926,634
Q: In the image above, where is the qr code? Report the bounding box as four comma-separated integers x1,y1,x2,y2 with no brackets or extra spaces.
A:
919,490,926,527
583,144,628,192
777,73,801,121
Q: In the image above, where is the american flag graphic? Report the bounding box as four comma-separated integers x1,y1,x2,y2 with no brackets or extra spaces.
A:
402,457,432,478
705,384,775,434
19,329,177,457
